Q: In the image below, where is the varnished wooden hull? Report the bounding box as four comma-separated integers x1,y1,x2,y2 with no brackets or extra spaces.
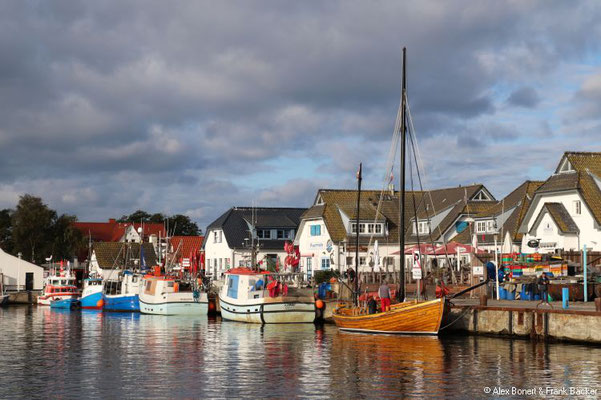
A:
332,298,446,335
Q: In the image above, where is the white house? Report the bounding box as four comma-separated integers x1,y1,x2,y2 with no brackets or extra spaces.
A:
519,152,601,253
203,207,306,278
295,185,496,279
0,247,44,291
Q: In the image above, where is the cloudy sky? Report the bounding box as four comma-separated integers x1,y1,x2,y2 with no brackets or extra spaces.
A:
1,1,601,230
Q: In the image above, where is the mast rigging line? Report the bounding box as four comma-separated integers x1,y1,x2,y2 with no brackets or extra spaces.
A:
405,95,455,270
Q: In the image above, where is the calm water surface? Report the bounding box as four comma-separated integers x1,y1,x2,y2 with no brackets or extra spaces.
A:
1,306,601,399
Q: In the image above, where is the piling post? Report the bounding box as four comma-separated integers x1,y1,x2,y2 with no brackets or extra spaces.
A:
582,244,588,302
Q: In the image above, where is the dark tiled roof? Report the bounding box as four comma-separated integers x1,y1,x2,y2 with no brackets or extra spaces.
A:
533,152,601,226
205,207,306,251
537,172,580,193
529,203,579,234
544,203,579,233
93,242,157,269
450,181,544,245
301,204,325,220
311,184,492,245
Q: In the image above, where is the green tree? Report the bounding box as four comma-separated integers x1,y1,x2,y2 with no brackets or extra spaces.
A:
11,195,56,263
149,213,166,223
51,214,85,262
118,210,152,223
167,214,200,236
0,208,13,253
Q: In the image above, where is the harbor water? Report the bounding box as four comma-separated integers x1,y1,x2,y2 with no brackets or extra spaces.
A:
1,306,601,399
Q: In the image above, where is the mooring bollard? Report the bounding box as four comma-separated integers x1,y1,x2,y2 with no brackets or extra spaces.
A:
562,287,569,309
595,297,601,312
479,294,488,306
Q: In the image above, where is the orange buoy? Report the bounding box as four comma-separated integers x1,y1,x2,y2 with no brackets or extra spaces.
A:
315,299,324,309
329,277,337,283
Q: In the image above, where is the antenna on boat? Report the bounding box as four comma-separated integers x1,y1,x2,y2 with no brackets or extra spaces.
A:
354,162,362,306
398,47,407,302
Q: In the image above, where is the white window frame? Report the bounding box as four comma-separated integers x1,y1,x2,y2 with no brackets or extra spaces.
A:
476,221,487,233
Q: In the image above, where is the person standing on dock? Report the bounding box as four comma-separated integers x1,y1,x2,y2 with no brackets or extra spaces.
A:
538,273,550,304
379,280,391,312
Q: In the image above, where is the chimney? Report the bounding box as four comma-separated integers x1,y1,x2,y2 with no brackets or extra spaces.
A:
109,218,116,224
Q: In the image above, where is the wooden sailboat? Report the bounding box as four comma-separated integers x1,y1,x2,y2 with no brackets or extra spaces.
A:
332,48,446,335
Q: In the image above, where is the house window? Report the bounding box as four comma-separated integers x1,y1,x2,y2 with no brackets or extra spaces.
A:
375,224,382,234
321,258,330,270
415,221,429,235
486,220,495,232
359,257,366,266
368,224,375,233
476,221,487,233
213,231,222,243
346,256,353,266
257,229,271,239
310,225,321,236
359,224,365,233
277,229,291,239
574,200,581,215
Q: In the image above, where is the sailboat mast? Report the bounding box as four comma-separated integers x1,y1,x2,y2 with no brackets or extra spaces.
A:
398,47,407,302
354,163,362,306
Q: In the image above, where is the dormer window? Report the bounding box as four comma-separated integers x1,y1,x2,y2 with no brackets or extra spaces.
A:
413,221,430,235
476,220,496,233
350,222,385,235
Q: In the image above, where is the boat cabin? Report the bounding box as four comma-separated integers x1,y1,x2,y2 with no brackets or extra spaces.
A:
224,268,292,301
143,277,187,296
45,276,76,287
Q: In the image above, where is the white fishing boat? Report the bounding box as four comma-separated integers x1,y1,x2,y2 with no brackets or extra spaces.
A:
37,272,79,306
219,268,316,324
139,275,208,315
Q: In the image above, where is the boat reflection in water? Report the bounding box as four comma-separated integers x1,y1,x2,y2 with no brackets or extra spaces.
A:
3,307,601,399
328,331,445,398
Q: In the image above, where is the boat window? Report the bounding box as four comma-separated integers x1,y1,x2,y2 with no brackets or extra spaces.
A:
146,281,152,290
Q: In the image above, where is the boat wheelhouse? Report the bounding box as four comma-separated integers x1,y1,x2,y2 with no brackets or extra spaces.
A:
139,276,208,315
80,277,104,309
38,274,79,306
103,271,141,312
219,268,316,324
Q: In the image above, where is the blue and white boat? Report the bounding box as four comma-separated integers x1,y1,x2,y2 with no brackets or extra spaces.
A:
50,298,80,309
103,271,141,312
80,277,104,309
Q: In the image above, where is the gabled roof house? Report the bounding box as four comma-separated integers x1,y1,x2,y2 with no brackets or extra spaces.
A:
203,207,306,277
519,152,601,253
